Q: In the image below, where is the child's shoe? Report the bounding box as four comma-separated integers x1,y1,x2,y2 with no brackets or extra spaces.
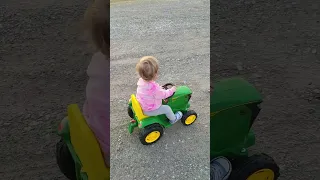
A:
210,156,232,180
169,111,183,124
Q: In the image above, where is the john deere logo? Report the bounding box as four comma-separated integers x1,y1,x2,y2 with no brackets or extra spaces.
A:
172,96,180,102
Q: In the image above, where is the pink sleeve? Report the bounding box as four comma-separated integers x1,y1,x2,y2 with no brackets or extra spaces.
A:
153,83,175,99
82,52,110,165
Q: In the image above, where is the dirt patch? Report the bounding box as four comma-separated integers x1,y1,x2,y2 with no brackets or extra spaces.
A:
211,0,320,179
0,0,91,179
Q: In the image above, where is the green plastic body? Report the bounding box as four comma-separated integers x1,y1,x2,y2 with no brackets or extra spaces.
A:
57,118,88,180
210,78,263,159
128,86,192,133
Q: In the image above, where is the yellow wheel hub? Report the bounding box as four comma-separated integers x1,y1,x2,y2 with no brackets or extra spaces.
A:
246,169,274,180
185,115,196,125
145,131,160,143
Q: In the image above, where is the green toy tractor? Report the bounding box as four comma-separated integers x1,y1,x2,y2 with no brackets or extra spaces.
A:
210,78,280,180
127,83,197,145
55,104,109,180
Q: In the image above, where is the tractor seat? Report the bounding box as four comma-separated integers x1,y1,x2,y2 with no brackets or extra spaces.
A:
67,104,110,180
131,94,149,121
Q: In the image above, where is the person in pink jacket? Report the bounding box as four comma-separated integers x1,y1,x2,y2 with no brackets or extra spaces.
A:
135,56,183,124
82,0,110,167
56,1,109,179
83,52,110,167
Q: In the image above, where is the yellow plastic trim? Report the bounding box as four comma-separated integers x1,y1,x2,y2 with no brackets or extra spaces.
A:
246,169,274,180
131,94,148,121
68,104,110,180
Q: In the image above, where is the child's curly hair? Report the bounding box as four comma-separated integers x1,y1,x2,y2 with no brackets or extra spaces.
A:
84,0,109,56
136,56,159,81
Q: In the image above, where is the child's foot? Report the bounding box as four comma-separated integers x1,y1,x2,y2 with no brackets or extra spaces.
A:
169,111,183,124
210,156,232,180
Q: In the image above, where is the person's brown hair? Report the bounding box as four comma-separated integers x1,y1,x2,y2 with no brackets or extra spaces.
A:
84,0,110,56
136,56,159,81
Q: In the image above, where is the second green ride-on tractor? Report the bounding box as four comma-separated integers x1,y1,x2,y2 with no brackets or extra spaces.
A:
127,83,197,145
211,77,280,180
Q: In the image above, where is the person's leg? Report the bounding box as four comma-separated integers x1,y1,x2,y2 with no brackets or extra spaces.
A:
144,105,182,124
210,157,232,180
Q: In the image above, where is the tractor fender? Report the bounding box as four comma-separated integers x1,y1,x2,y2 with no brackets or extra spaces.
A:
139,116,171,129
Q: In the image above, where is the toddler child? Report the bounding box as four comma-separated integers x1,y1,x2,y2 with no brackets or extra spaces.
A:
82,0,110,167
56,1,109,178
135,56,183,124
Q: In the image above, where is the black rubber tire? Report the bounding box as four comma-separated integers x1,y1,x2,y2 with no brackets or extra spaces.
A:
181,110,197,126
210,162,216,180
228,153,280,180
128,106,134,119
56,139,77,180
139,124,164,145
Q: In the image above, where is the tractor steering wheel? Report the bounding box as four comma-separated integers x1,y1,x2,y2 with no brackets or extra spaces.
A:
162,83,176,101
162,83,175,90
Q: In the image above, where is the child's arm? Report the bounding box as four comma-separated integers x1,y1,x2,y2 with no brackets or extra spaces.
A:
153,83,176,100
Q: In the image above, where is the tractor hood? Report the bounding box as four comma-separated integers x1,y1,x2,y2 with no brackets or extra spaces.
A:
174,86,192,96
211,78,262,113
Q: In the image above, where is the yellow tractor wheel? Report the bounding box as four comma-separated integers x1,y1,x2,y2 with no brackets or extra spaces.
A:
181,110,197,126
228,153,280,180
139,124,164,145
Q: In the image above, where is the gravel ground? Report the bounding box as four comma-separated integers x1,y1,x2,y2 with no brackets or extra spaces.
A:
1,0,91,179
110,0,210,179
211,0,320,180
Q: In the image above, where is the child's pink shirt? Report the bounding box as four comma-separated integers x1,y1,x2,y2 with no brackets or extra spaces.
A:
136,78,175,112
82,52,110,166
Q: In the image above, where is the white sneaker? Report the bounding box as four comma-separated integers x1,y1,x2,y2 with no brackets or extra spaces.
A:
169,111,183,124
210,157,232,180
